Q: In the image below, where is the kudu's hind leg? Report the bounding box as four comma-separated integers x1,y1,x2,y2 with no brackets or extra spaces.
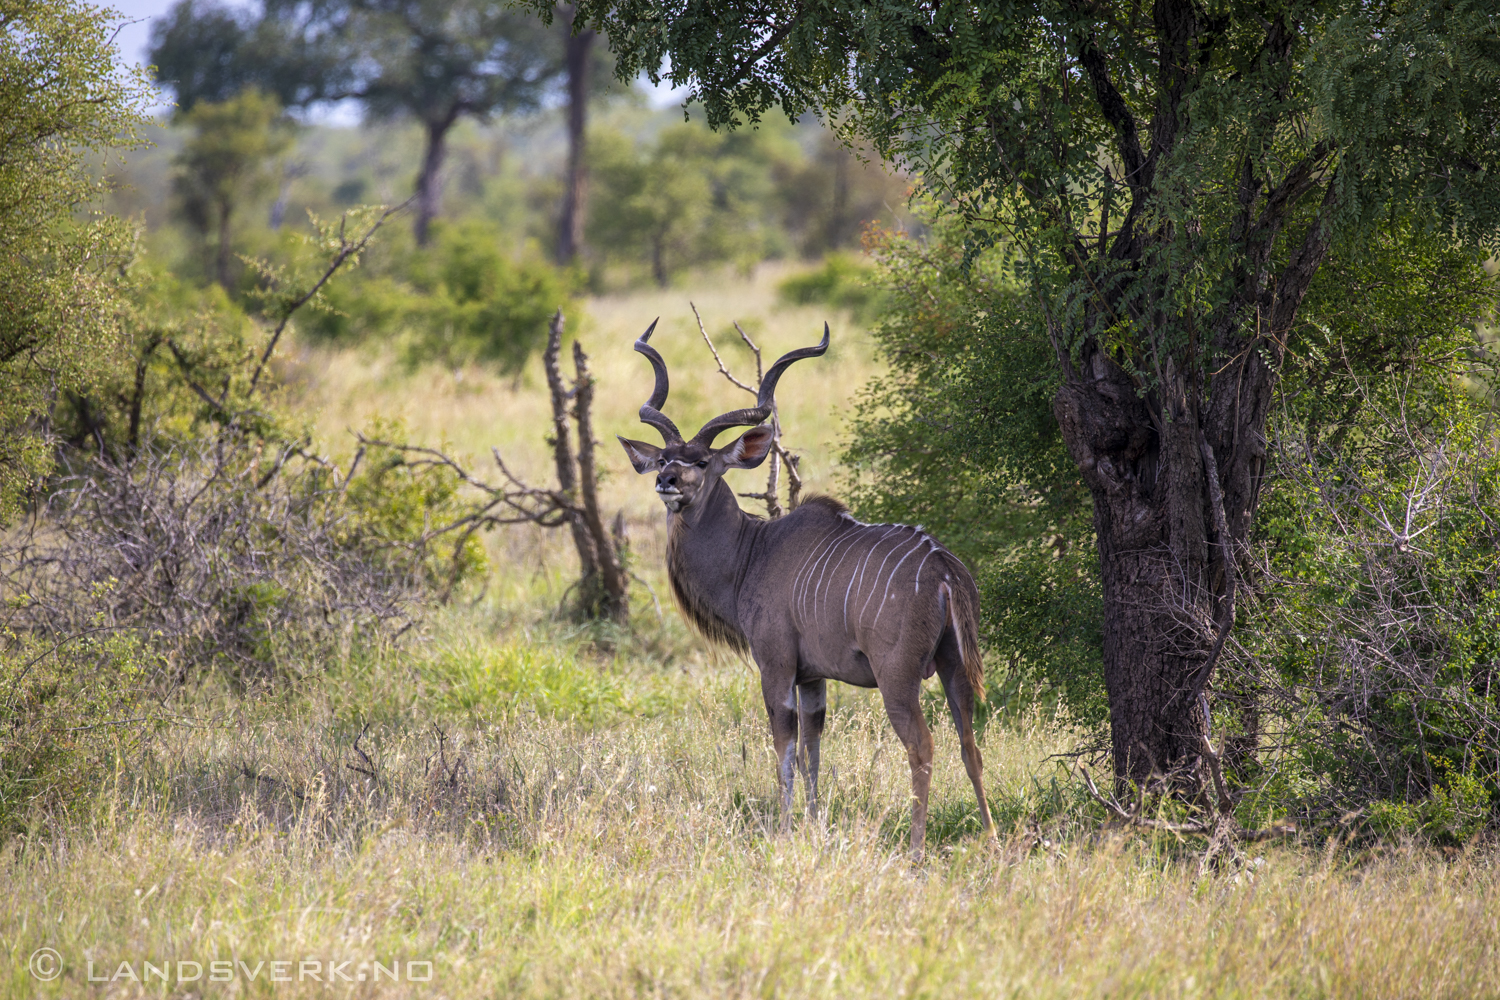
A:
877,675,935,858
936,647,996,842
797,680,827,818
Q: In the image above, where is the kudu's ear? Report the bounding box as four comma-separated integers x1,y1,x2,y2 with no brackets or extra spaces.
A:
618,436,662,473
718,425,775,470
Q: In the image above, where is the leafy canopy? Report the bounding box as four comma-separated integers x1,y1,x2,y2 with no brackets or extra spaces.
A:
567,0,1500,358
0,0,151,521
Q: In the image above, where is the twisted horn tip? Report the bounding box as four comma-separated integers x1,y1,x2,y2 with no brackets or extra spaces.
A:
634,318,661,347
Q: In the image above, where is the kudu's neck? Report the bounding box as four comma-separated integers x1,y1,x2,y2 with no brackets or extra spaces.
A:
668,478,760,637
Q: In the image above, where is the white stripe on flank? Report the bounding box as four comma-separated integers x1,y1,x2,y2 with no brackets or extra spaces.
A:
798,531,838,622
913,541,939,593
799,526,853,624
790,529,831,610
857,527,914,626
814,530,863,626
793,528,842,622
853,526,900,604
845,526,901,629
871,535,927,628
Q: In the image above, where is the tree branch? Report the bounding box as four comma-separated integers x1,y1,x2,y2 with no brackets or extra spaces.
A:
1076,38,1148,195
248,197,412,394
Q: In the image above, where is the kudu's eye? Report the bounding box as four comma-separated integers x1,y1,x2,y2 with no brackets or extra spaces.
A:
696,461,708,468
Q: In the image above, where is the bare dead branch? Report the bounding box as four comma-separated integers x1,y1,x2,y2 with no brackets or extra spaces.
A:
688,305,807,516
692,302,758,395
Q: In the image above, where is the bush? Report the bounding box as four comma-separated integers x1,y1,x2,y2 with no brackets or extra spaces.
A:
0,426,487,686
0,0,151,521
842,208,1104,721
1231,399,1500,828
304,218,575,372
51,262,275,457
0,630,160,833
777,253,885,323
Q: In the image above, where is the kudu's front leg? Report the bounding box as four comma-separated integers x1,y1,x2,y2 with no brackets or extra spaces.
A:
797,679,827,818
761,673,799,831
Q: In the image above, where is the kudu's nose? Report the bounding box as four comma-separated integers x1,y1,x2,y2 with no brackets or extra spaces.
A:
657,471,678,489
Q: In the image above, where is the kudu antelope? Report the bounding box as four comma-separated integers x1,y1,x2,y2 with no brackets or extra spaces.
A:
617,321,996,855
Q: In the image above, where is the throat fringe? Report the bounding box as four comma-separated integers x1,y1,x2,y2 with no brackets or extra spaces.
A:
666,516,749,653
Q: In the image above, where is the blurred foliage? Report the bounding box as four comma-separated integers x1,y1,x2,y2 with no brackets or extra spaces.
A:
146,0,334,111
171,88,295,289
0,0,151,524
777,253,884,324
588,121,797,286
586,114,911,287
150,0,574,244
302,217,577,372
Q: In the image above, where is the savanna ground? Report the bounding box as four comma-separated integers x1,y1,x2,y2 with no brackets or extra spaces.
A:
4,269,1499,998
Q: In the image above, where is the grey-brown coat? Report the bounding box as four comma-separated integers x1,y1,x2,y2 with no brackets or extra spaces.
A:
618,322,994,855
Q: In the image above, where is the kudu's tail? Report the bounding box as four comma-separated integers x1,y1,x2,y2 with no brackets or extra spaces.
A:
940,555,985,701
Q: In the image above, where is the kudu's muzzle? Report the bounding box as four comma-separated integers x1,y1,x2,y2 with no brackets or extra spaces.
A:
655,466,685,511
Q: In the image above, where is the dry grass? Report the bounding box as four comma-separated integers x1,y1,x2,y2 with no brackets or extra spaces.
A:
5,274,1499,998
5,662,1499,999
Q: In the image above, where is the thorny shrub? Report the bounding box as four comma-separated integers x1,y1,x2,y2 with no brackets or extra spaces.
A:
0,429,486,687
1229,397,1500,840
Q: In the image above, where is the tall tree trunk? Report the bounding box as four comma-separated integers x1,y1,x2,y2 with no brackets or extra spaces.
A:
556,12,593,265
414,116,454,246
1054,190,1338,789
1054,348,1218,788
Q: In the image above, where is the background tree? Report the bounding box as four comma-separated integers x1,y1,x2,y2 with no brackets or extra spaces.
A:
556,4,594,265
327,0,564,244
588,120,795,285
172,89,294,289
145,0,334,111
0,0,149,522
152,0,566,245
565,0,1500,786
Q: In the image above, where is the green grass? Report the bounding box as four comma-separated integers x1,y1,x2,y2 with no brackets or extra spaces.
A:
5,641,1499,998
4,274,1500,998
